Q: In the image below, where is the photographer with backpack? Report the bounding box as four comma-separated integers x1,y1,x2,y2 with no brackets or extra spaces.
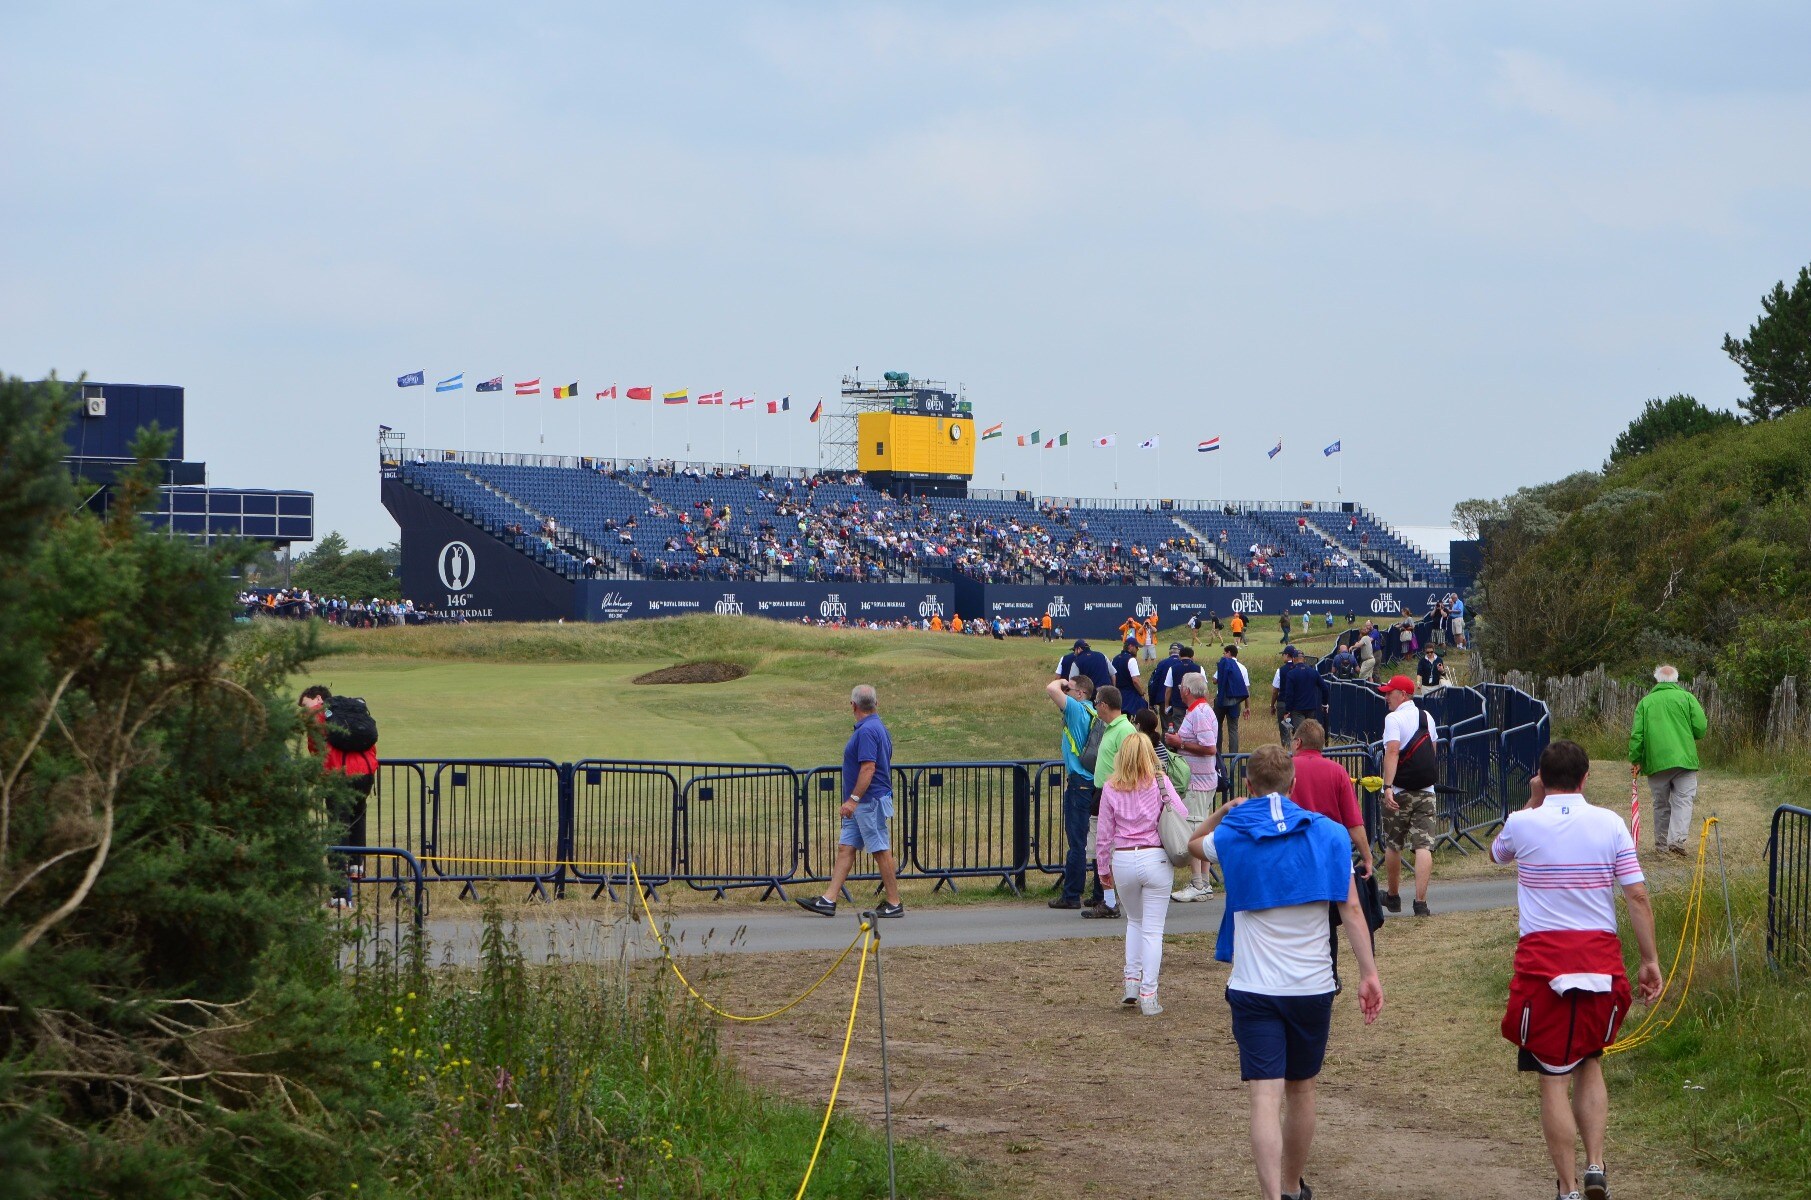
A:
1378,675,1439,917
300,685,380,906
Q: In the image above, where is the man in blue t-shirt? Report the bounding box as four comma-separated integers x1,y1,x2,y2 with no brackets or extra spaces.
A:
798,684,903,918
1044,674,1101,910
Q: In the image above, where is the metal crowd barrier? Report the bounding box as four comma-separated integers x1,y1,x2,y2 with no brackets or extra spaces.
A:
1767,805,1811,971
328,846,427,973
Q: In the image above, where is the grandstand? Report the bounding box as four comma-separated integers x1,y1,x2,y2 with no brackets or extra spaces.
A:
382,443,1453,631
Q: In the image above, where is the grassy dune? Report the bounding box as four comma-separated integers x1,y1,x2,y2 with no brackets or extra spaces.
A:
303,615,1359,765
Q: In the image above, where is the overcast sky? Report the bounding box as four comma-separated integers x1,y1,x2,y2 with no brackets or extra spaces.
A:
6,2,1807,552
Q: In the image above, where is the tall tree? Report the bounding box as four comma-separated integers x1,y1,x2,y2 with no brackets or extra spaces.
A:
0,375,383,1196
1724,265,1811,421
1606,393,1740,465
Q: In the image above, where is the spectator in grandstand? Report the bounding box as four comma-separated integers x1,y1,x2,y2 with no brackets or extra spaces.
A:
1189,744,1384,1200
1046,675,1101,911
1379,675,1439,917
1416,645,1448,692
1490,740,1663,1200
1111,637,1148,716
1165,672,1219,902
1057,639,1114,693
1215,645,1252,754
1095,733,1190,1015
1085,685,1135,919
798,684,904,919
1629,664,1709,857
1289,719,1378,983
1272,646,1330,743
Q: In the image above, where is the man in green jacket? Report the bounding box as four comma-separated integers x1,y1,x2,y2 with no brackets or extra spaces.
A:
1629,664,1709,856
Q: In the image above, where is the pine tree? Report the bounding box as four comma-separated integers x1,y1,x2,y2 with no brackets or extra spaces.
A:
1724,265,1811,421
0,375,385,1196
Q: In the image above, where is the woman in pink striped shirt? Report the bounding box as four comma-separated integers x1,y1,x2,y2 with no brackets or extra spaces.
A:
1097,735,1191,1015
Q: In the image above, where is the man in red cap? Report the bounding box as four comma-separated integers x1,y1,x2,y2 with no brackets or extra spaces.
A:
1378,674,1439,916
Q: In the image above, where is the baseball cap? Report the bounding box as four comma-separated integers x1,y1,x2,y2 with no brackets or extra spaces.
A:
1381,675,1416,695
1283,645,1302,658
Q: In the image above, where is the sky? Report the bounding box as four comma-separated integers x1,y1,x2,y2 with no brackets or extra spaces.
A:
6,2,1809,553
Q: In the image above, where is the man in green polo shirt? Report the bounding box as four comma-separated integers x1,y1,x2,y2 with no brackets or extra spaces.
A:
1630,663,1709,856
1084,685,1135,919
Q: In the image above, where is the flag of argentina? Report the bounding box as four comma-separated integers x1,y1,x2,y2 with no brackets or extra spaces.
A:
436,372,464,393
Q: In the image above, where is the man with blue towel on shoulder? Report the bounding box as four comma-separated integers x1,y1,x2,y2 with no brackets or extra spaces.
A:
1191,744,1385,1200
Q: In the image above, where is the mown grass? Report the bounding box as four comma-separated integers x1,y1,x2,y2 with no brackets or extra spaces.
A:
351,904,980,1198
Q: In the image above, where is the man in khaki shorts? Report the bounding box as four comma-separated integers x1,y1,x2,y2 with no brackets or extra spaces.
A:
1379,675,1439,917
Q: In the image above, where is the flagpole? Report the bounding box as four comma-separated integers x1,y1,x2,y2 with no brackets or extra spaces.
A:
462,394,468,454
1114,443,1120,492
422,392,428,453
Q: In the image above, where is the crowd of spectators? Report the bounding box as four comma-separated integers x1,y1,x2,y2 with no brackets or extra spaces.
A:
237,589,457,626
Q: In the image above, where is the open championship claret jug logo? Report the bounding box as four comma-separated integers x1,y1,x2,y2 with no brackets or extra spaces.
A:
437,541,475,591
1230,590,1265,614
714,594,744,615
819,593,848,620
1134,595,1157,619
1045,595,1071,618
917,593,945,618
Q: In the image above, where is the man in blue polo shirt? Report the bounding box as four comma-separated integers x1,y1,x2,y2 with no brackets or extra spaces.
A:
1045,674,1100,910
798,684,904,918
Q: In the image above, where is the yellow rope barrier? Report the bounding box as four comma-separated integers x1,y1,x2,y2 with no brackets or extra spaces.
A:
1605,816,1716,1057
626,863,866,1023
794,926,872,1200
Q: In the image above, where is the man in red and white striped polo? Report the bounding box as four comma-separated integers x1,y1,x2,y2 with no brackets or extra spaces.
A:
1490,739,1664,1200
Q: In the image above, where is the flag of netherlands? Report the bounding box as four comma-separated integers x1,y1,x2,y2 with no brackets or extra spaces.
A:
698,391,724,405
1197,437,1220,453
435,373,464,393
515,379,541,396
626,386,652,401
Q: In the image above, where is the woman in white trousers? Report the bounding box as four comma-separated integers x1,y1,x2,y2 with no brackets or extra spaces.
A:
1096,734,1191,1015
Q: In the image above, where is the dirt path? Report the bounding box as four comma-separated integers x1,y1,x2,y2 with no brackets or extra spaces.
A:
703,910,1724,1199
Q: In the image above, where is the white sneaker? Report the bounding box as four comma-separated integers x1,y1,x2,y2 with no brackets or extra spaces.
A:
1195,879,1215,898
1138,995,1163,1016
1122,979,1139,1006
1170,883,1204,902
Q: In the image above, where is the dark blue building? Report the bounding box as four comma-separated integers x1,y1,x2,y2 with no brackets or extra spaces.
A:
58,380,314,546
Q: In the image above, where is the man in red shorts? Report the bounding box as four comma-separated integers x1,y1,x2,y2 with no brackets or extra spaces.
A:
1490,740,1663,1200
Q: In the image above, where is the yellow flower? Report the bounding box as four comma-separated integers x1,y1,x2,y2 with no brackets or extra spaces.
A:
406,991,416,1000
371,1060,381,1069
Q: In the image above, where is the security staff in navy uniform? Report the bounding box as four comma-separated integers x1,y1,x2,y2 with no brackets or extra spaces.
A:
1055,639,1114,693
1111,637,1149,716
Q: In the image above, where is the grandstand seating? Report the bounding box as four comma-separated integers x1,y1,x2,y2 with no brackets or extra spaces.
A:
394,455,1447,586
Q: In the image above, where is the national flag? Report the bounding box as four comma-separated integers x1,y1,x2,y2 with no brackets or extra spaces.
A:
1093,434,1116,448
397,370,425,388
477,376,503,393
1015,434,1029,447
627,386,652,401
1197,437,1220,453
596,385,617,400
730,396,754,410
1138,436,1159,450
698,391,724,405
1268,439,1283,459
981,422,1003,440
1044,432,1070,449
378,424,392,433
435,372,463,393
553,382,578,399
515,378,541,396
1323,439,1342,456
663,389,689,405
809,400,823,423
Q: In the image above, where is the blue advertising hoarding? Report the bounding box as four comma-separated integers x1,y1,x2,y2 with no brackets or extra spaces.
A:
962,582,1446,639
575,580,956,625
